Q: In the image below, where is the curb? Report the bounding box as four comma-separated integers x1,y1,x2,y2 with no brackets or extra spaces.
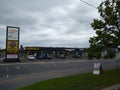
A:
102,84,120,90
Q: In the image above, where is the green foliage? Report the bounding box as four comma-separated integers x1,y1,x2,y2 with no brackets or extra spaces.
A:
0,49,3,52
96,53,101,59
88,52,93,60
89,0,120,52
103,54,109,59
103,51,115,59
108,51,116,59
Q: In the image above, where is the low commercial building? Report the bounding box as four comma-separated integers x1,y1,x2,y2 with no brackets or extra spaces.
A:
22,47,88,59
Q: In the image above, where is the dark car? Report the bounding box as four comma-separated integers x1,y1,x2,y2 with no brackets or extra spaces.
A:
57,54,66,59
37,54,52,59
37,54,45,59
45,54,52,59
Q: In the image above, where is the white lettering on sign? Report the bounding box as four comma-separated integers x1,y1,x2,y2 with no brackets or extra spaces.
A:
8,28,18,40
7,54,18,58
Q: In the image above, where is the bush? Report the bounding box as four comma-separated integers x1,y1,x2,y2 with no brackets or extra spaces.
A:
108,52,115,59
103,52,115,59
103,54,109,59
96,53,101,59
88,52,93,60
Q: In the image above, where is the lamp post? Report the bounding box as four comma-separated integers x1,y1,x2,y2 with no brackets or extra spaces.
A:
116,45,120,69
115,45,120,90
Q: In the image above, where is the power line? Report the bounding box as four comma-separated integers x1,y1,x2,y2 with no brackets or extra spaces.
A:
80,0,98,9
79,0,103,20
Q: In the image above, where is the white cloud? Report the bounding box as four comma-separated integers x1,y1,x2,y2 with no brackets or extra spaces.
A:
0,0,103,48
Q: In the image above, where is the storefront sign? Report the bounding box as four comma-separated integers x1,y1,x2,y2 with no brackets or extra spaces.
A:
93,63,103,75
6,26,20,61
7,54,18,58
65,49,74,51
8,29,19,40
25,47,39,51
6,40,19,53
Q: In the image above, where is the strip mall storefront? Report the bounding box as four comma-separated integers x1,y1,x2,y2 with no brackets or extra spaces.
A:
24,47,88,59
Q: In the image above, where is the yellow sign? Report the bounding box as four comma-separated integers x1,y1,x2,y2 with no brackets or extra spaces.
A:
6,26,20,60
26,47,39,51
6,40,19,54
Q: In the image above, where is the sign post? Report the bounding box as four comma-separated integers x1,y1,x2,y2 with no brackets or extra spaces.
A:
93,63,103,75
5,26,20,62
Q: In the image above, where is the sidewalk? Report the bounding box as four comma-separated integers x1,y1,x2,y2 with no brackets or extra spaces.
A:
102,84,120,90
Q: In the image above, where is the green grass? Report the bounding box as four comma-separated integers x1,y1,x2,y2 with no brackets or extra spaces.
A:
18,69,120,90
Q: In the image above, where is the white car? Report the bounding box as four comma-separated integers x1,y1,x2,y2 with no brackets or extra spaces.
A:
27,55,35,60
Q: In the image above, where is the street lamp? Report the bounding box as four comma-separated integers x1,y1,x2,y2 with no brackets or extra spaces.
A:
118,45,120,51
115,45,120,90
116,45,120,61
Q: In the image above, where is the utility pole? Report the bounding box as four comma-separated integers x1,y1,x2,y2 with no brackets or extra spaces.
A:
115,45,120,90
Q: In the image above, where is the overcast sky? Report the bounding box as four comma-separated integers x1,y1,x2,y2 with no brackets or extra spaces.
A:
0,0,103,48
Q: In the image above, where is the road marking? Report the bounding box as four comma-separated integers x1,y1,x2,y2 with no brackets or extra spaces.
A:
6,74,9,78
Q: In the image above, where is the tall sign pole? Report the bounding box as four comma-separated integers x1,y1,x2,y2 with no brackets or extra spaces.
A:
5,26,20,62
115,45,120,89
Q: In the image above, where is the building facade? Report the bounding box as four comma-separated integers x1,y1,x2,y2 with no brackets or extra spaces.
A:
23,47,88,59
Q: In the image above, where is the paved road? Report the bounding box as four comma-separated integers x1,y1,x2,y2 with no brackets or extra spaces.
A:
0,59,119,90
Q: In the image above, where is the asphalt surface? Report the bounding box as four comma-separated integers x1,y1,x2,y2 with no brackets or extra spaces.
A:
0,59,119,90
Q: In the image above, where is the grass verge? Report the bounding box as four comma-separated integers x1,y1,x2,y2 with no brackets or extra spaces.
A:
18,69,120,90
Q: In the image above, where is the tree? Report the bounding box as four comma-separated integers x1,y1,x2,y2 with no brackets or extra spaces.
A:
89,0,120,52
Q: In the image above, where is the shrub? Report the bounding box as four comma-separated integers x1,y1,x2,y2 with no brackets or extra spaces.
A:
108,52,115,59
96,53,101,59
103,54,109,59
88,52,93,60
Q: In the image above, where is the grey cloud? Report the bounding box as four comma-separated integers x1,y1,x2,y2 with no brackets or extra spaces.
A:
0,0,102,48
0,0,72,12
1,15,37,27
22,38,89,48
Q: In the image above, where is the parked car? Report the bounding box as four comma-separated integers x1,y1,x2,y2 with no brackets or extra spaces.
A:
37,55,45,59
73,52,81,58
57,54,66,59
45,54,52,59
37,54,52,59
27,55,35,60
